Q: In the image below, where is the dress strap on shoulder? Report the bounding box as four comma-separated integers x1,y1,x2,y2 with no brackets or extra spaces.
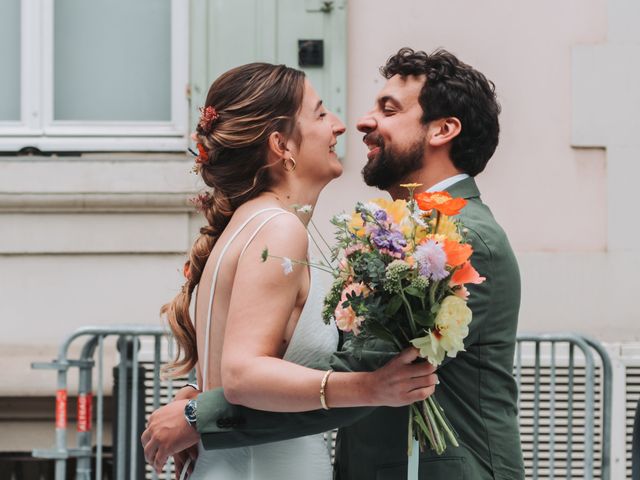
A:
238,210,298,260
201,207,291,390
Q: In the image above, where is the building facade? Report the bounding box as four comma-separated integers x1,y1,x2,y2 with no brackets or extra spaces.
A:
0,0,638,477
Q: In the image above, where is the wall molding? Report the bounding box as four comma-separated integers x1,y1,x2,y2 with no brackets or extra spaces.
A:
0,192,193,213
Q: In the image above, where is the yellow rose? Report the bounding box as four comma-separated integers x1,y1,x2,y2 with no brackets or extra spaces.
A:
435,295,471,355
410,295,472,365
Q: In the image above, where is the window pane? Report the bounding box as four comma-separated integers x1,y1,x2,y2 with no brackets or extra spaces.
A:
0,0,21,121
54,0,171,122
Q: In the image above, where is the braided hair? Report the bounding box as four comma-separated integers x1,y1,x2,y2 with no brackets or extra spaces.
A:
162,63,305,376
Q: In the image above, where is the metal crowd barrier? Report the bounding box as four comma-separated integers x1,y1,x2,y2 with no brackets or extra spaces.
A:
633,396,640,480
31,325,186,480
32,327,613,480
516,334,612,480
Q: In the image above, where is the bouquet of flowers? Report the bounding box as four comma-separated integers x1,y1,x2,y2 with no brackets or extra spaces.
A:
322,184,485,455
262,185,485,455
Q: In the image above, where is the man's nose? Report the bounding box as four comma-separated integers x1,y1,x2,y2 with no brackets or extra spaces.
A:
356,113,376,133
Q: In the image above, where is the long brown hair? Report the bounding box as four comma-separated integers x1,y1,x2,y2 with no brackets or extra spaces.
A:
162,63,306,376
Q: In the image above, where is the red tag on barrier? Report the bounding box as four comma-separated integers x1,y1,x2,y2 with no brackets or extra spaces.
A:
77,393,93,432
55,389,67,429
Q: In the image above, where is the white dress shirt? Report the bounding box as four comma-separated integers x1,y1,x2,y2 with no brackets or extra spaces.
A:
426,173,470,193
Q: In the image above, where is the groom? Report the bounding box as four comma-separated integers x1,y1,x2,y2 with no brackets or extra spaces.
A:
143,48,524,479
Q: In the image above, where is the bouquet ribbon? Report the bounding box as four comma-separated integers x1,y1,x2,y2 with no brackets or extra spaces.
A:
407,438,419,479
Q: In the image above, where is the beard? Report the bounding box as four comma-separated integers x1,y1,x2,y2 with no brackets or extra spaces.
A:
361,134,424,190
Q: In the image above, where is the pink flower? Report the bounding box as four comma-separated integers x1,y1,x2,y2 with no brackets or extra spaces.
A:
337,258,355,283
344,244,367,256
335,305,364,336
334,282,369,335
414,240,449,281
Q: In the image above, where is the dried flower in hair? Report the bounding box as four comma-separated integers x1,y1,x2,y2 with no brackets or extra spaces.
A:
183,261,191,280
198,106,219,134
189,191,214,213
196,143,208,165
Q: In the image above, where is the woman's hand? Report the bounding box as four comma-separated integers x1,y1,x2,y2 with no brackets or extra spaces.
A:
367,347,438,406
173,444,198,480
142,399,200,474
174,385,200,402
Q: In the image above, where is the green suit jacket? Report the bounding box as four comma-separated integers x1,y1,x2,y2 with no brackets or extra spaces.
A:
196,178,524,480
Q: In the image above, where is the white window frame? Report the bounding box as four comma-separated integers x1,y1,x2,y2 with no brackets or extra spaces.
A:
0,0,189,152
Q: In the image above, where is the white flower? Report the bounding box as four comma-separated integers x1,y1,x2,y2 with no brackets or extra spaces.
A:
411,331,446,366
363,202,382,215
410,210,427,227
333,213,352,224
296,204,313,214
281,257,294,275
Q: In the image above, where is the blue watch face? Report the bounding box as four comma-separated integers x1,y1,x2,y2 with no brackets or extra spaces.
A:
185,400,197,423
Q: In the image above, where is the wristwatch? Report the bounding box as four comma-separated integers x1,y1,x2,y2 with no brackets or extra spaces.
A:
184,399,197,428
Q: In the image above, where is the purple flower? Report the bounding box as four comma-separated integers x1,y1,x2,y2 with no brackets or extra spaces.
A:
374,210,388,222
371,227,407,255
414,240,449,281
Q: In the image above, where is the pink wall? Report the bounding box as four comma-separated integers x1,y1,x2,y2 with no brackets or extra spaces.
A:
318,0,608,252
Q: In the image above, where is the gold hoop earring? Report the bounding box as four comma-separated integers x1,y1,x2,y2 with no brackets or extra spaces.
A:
282,156,297,172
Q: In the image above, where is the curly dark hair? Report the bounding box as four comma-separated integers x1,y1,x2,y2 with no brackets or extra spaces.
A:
381,48,501,176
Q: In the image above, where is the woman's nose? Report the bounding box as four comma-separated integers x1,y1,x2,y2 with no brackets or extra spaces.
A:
333,116,346,136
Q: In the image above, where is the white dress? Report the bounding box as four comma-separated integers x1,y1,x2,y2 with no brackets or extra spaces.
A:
188,207,338,480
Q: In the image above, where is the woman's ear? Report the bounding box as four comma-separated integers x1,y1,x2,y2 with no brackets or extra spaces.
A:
268,131,288,159
428,117,462,147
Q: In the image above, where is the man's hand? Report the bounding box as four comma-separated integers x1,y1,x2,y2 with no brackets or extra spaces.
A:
141,399,200,474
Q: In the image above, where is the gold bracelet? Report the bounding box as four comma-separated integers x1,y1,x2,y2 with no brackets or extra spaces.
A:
320,369,333,410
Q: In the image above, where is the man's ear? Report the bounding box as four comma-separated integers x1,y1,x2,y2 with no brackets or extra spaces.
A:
428,117,462,147
268,131,288,158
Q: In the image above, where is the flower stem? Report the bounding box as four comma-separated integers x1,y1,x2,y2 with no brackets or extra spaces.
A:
310,219,333,252
399,290,418,336
423,399,445,454
429,281,438,307
410,403,436,450
428,396,459,447
266,255,335,274
307,228,334,269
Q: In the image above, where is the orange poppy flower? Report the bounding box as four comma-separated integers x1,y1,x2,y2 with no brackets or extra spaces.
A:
450,261,486,286
442,239,473,267
415,191,467,216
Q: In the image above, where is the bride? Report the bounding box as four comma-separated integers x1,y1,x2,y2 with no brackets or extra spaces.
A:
145,63,437,479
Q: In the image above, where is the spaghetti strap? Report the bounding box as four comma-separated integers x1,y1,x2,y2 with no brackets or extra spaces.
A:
238,210,297,260
201,207,295,391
